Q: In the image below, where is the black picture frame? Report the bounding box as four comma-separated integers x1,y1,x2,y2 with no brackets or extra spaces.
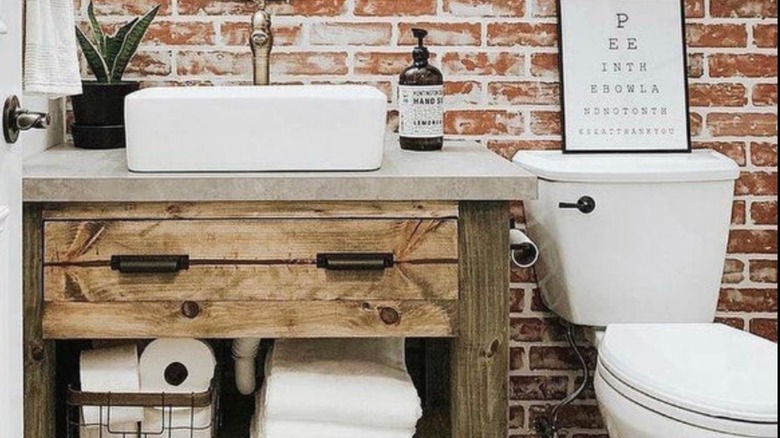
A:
556,0,693,154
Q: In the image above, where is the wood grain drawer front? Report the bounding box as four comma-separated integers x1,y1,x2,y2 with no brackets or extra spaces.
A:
44,219,457,264
42,217,459,339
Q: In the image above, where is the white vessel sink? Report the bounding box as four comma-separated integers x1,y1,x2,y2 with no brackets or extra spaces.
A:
125,85,388,172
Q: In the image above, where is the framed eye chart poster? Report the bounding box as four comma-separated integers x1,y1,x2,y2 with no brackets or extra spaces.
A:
558,0,692,153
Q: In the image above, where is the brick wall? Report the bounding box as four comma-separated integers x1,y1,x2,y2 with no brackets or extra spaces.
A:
76,0,778,435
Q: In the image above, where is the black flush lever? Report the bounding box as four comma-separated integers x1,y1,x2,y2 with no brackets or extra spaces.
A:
559,196,597,214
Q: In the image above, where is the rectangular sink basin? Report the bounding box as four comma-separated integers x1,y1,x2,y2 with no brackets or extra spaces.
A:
125,85,387,172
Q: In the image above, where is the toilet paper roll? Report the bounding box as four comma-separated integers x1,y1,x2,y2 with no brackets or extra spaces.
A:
142,406,213,438
510,229,540,268
140,339,216,394
140,339,216,438
81,422,139,438
80,344,143,426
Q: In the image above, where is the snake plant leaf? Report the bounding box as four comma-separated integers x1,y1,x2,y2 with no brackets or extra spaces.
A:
104,17,139,73
110,5,160,82
86,2,105,56
75,25,109,82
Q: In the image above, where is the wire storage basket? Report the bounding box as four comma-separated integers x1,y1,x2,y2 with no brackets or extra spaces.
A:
66,382,221,438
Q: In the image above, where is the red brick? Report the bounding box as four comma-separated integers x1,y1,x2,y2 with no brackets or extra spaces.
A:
142,21,215,45
733,201,747,225
751,142,778,167
532,0,557,17
716,317,746,330
751,319,779,342
753,84,778,107
719,288,779,312
445,110,524,135
754,24,778,48
510,347,527,370
489,81,560,105
488,23,558,47
354,52,416,75
689,83,748,107
444,81,483,105
693,142,747,166
273,52,349,76
751,201,778,225
444,0,526,17
310,23,392,46
354,0,436,16
688,53,706,78
441,52,524,76
176,50,250,76
123,51,172,78
399,22,482,46
709,54,778,78
736,172,779,196
687,24,748,47
178,0,348,15
531,111,562,135
510,288,526,313
723,259,746,284
511,318,566,342
751,260,779,283
686,0,707,17
690,113,705,137
530,405,605,429
93,0,172,15
707,113,778,137
530,53,560,78
728,230,779,253
711,0,777,18
529,346,597,371
510,376,569,400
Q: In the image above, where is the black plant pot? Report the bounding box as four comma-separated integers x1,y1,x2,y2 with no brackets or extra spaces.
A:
71,81,140,149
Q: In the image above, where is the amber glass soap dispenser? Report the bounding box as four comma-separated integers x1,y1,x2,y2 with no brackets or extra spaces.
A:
399,28,444,151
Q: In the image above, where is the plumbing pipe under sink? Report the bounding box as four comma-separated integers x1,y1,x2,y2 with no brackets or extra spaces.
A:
233,339,263,396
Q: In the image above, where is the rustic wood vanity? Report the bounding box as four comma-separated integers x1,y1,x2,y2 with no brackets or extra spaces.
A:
22,137,537,438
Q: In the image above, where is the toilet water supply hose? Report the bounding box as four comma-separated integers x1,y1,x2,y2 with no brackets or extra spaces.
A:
535,323,591,438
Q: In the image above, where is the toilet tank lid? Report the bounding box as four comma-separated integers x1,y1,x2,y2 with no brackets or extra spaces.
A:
512,150,740,183
600,324,778,424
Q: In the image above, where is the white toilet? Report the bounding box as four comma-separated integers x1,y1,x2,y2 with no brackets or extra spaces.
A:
514,151,778,438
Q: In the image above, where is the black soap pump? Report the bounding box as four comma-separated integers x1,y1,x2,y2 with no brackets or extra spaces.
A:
399,28,444,151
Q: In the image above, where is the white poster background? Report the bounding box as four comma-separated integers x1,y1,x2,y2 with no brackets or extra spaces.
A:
560,0,690,153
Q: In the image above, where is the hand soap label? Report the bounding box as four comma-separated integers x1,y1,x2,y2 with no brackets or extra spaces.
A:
399,85,444,138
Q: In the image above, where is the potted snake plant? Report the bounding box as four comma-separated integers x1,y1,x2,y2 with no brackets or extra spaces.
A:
72,2,159,149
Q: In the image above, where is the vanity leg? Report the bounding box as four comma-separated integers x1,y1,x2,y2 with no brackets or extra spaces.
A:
23,205,56,438
452,202,509,438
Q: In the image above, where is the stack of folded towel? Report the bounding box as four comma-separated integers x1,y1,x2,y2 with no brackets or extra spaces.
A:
251,338,423,438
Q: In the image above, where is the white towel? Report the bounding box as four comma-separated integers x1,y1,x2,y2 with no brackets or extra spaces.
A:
24,0,82,97
262,339,423,430
253,382,416,438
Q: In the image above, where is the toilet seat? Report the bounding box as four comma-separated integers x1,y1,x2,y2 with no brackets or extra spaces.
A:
598,324,778,436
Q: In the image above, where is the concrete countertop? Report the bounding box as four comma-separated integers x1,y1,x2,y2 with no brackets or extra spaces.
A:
23,137,537,203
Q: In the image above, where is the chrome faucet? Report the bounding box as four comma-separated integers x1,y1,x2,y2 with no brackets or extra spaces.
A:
251,0,273,86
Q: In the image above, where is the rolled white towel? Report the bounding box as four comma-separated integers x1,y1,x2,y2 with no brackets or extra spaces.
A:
252,382,416,438
262,338,422,430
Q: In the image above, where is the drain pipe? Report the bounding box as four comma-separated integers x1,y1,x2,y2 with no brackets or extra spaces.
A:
232,339,262,396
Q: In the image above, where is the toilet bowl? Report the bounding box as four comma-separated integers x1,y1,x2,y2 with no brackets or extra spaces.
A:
595,324,777,438
513,150,778,438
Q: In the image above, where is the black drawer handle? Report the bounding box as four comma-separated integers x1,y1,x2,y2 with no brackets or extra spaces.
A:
110,255,190,274
317,253,394,271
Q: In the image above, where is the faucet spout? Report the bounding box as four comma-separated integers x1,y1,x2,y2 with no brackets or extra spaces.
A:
251,1,273,86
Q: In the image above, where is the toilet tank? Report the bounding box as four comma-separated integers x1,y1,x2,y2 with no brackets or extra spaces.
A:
514,151,740,327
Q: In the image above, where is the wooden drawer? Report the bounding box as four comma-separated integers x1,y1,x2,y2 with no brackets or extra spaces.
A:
42,202,460,340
